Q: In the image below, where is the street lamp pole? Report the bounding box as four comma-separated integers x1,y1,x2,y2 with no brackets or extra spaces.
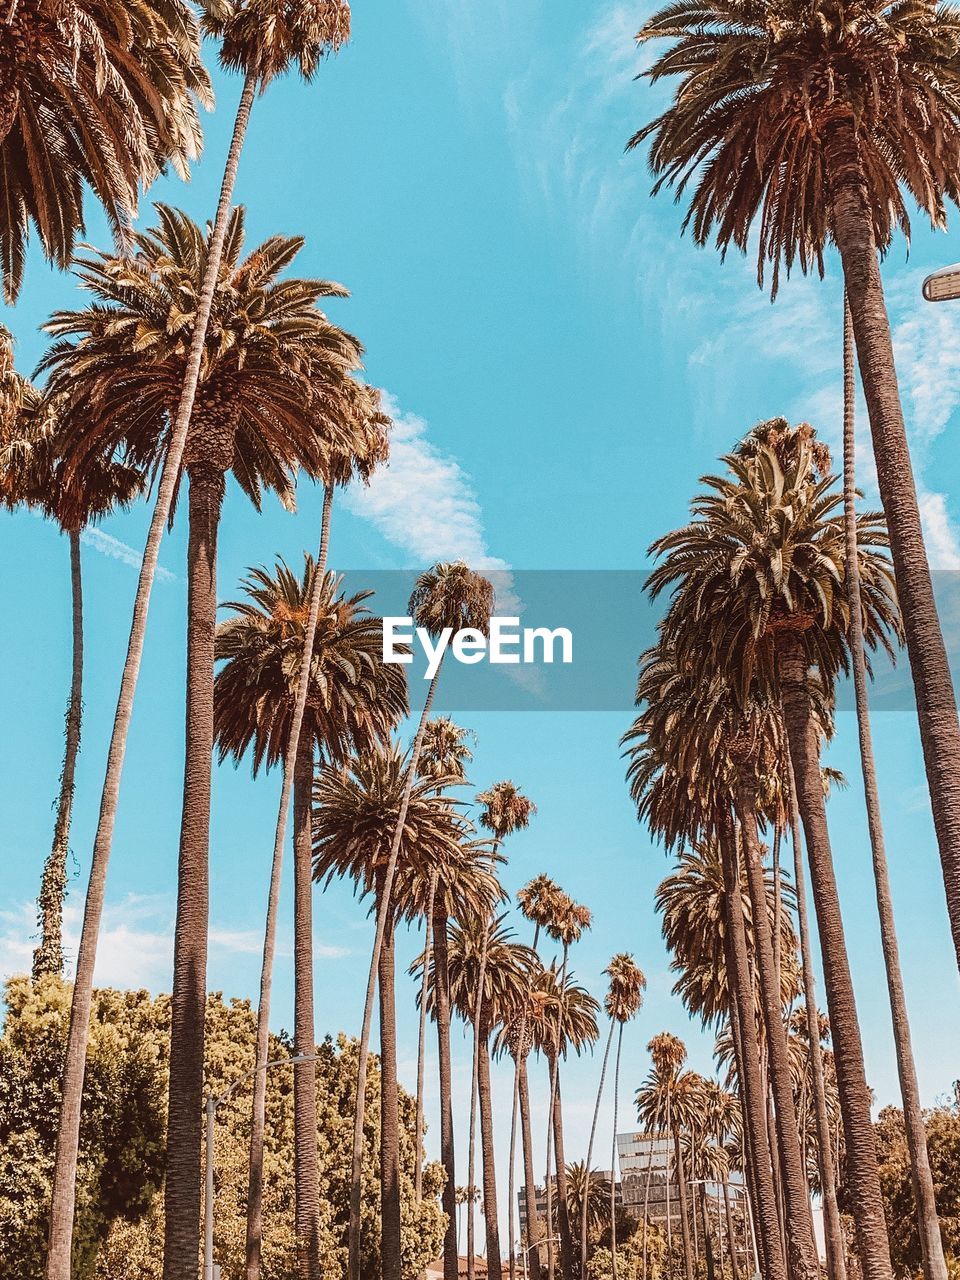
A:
203,1051,323,1280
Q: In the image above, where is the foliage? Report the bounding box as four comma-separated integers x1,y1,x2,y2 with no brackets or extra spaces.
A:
0,977,444,1280
0,975,167,1280
867,1103,960,1274
586,1216,667,1280
0,0,211,302
629,0,960,294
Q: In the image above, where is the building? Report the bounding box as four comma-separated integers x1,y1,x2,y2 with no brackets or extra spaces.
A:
518,1171,622,1241
616,1130,683,1225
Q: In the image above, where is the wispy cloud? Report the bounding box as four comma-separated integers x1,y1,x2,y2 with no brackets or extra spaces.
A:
80,527,175,582
344,392,508,575
0,894,348,992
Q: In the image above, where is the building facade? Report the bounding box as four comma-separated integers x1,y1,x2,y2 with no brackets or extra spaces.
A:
616,1131,683,1225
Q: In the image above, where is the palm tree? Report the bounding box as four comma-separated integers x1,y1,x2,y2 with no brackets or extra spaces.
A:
509,874,564,1280
315,748,474,1280
411,836,504,1280
566,1162,611,1252
841,302,948,1280
581,954,646,1279
446,914,538,1280
0,385,143,982
345,561,493,1280
43,205,362,1280
0,0,210,303
629,0,960,981
43,11,350,1272
648,424,901,1280
539,961,599,1280
467,782,536,1280
623,656,787,1280
413,718,476,1208
214,561,406,1280
230,388,387,1280
637,1034,695,1280
539,896,591,1280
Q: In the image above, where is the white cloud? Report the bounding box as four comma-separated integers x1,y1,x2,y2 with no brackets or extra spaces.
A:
0,894,348,992
81,526,175,583
344,392,509,575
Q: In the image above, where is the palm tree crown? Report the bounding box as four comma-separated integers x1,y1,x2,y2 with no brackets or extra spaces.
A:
0,0,212,302
41,204,362,500
629,0,960,292
204,0,350,86
214,559,408,773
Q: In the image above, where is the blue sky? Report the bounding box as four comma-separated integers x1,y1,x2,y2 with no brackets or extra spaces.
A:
4,0,960,1249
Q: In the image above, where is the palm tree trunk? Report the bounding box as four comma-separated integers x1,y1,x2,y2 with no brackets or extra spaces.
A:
725,910,767,1280
825,114,960,976
784,764,847,1280
641,1099,665,1280
582,1019,615,1276
478,1028,503,1280
246,482,334,1280
841,300,948,1280
34,528,83,980
379,889,402,1280
545,943,572,1280
718,812,787,1280
468,920,493,1280
552,1069,574,1280
348,666,443,1280
512,924,542,1280
723,1183,739,1280
699,1183,716,1280
519,1055,545,1280
610,1023,624,1280
776,629,894,1280
415,870,438,1207
434,894,459,1280
293,733,321,1280
45,70,259,1280
163,465,224,1278
734,774,820,1280
672,1122,694,1280
509,1056,522,1280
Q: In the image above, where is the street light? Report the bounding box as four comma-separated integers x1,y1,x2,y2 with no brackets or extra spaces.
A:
203,1052,323,1280
519,1236,561,1280
922,262,960,302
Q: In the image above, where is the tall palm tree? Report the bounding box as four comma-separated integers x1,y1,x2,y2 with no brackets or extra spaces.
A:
231,387,387,1280
540,961,599,1280
43,11,350,1273
413,718,476,1208
314,748,474,1280
541,896,592,1280
445,913,538,1280
43,205,362,1280
214,561,406,1280
466,781,536,1280
841,305,948,1280
510,874,564,1280
623,657,787,1280
649,424,901,1280
581,954,647,1278
637,1034,695,1280
345,561,493,1280
411,837,505,1280
599,970,644,1280
629,0,960,980
0,0,210,303
0,386,144,982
